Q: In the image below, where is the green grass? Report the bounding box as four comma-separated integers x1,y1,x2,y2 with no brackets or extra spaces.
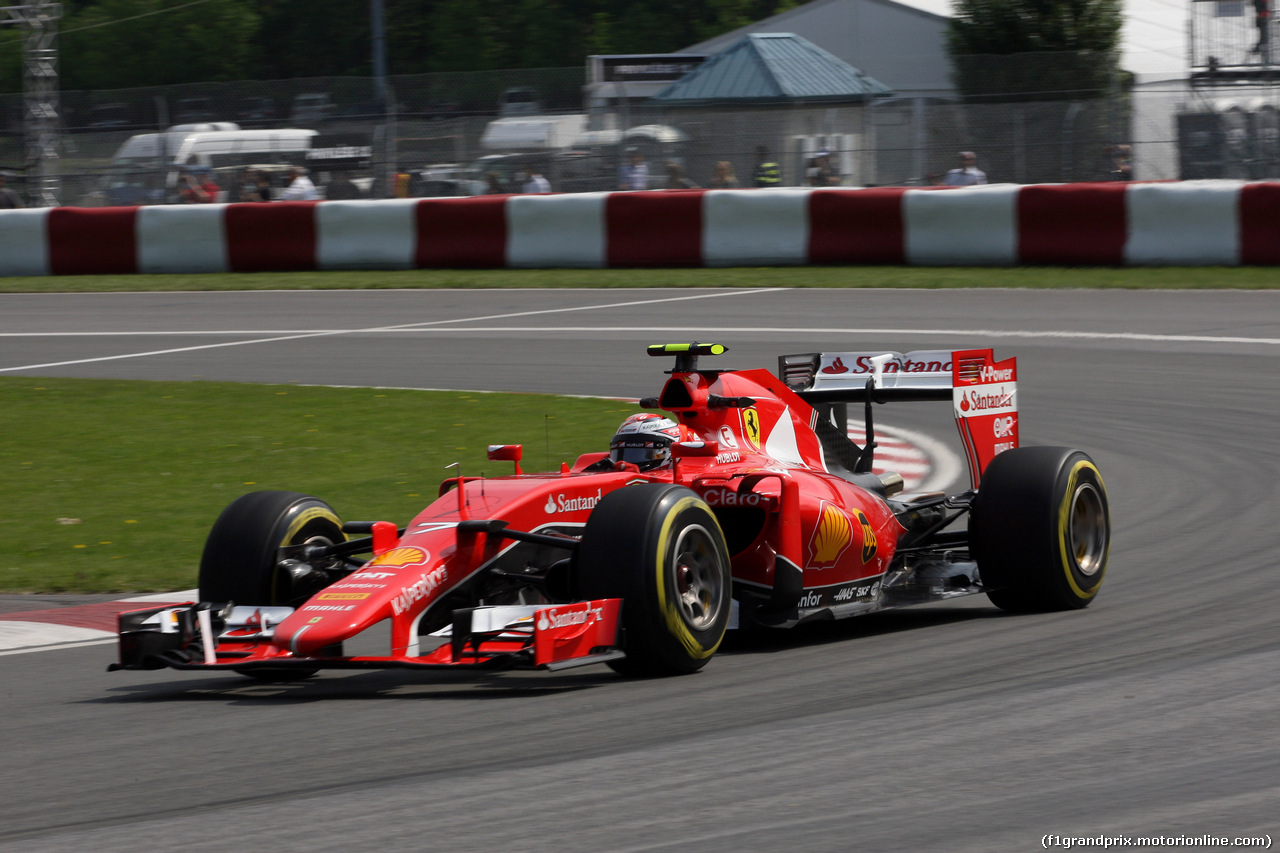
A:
2,265,1279,293
4,261,1278,595
0,377,638,594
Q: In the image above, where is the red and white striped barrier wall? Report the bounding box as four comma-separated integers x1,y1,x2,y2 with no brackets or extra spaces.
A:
3,180,1280,276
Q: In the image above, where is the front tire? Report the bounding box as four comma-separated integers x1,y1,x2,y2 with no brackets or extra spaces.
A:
970,447,1110,612
575,485,732,676
198,491,346,681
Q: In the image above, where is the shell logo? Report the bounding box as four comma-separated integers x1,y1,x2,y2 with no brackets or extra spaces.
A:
367,546,429,570
809,502,854,567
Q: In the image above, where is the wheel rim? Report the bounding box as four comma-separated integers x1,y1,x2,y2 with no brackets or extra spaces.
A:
1069,482,1107,577
670,524,726,632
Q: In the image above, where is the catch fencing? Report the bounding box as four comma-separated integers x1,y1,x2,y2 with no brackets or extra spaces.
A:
0,67,1277,206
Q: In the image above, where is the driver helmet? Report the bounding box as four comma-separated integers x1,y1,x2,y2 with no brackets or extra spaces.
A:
609,413,690,471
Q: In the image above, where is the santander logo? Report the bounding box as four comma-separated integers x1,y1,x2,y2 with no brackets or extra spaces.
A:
821,357,849,374
536,604,602,631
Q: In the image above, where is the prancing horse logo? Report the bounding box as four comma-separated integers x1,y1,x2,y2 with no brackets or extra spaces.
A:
741,407,762,451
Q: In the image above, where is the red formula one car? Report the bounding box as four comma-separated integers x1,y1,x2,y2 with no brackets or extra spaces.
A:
112,343,1110,679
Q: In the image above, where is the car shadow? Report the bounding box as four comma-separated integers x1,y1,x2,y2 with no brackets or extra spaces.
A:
719,601,1000,657
88,603,1004,702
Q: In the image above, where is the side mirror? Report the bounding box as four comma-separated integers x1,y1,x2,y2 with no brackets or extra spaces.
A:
487,444,523,475
671,439,720,459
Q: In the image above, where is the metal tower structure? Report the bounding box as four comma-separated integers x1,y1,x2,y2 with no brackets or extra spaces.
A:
1190,0,1275,85
2,2,61,207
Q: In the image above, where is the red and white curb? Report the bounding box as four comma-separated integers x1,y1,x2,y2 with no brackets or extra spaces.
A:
0,590,195,656
849,422,963,494
0,424,961,656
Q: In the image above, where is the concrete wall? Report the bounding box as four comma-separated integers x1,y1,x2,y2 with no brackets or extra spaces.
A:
3,182,1279,276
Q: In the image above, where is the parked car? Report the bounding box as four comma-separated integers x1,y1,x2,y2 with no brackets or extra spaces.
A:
86,103,132,129
174,97,217,124
236,97,277,128
291,93,334,126
498,86,542,117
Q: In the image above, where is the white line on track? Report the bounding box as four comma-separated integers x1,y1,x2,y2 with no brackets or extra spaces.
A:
5,327,1279,345
0,289,789,373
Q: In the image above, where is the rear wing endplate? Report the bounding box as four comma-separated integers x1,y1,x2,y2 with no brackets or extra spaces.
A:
779,349,1018,487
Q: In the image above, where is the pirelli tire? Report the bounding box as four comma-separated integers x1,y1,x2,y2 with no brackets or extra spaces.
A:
575,484,732,676
970,446,1110,612
198,491,346,680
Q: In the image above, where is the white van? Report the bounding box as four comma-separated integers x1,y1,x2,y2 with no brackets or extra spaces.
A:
99,128,318,205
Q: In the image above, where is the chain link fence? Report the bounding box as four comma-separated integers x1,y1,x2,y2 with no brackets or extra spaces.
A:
2,64,1278,206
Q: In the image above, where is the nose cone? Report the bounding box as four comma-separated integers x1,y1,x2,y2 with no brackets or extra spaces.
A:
272,601,371,657
271,542,452,657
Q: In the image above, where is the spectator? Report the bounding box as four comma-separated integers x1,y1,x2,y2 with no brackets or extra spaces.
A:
224,168,256,203
753,145,780,188
619,148,649,191
943,151,987,186
709,160,738,189
0,173,24,209
665,161,698,189
808,149,838,186
325,173,361,199
522,167,551,193
486,172,505,194
279,166,318,200
253,170,273,202
180,168,219,203
1108,144,1133,181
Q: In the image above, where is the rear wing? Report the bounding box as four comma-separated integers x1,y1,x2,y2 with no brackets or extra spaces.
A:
779,349,1018,488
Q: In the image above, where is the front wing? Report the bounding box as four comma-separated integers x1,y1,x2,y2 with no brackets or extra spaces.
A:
109,599,624,674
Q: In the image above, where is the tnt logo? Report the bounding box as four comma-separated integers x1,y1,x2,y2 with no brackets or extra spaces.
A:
855,509,877,563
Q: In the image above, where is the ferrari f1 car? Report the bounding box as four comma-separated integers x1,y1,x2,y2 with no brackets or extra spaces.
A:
111,343,1110,679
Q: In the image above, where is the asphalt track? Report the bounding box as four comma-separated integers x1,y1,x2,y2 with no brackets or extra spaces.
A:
1,287,1278,852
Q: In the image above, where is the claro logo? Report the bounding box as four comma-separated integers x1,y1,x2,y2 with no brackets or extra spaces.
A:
701,488,765,507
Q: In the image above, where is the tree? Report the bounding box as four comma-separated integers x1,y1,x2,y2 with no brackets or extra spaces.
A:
947,0,1123,99
60,0,261,90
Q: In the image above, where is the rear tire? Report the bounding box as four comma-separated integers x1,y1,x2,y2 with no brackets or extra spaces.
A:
970,447,1110,612
198,491,346,681
575,484,732,676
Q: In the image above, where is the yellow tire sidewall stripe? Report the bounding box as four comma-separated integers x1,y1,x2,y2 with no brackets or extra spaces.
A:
269,504,344,603
654,495,728,661
1057,460,1108,600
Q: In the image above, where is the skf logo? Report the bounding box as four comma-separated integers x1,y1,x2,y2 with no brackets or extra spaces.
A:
740,407,762,452
809,502,853,567
855,509,877,563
